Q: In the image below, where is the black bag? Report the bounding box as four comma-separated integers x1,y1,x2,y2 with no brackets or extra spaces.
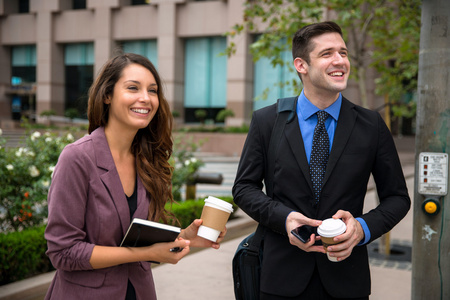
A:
232,227,264,300
232,97,297,300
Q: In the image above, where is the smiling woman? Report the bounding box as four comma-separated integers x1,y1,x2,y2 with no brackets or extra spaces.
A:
43,53,227,300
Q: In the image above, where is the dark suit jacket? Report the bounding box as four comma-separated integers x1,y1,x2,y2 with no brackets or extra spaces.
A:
45,127,157,300
232,97,411,298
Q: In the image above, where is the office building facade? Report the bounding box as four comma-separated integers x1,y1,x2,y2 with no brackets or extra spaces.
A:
0,0,381,127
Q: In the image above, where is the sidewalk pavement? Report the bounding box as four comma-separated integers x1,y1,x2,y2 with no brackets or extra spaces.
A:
0,136,416,300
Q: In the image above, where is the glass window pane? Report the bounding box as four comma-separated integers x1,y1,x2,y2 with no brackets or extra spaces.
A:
209,37,227,108
253,56,281,111
253,40,298,110
73,0,86,9
65,43,94,66
184,38,209,108
122,40,158,68
19,0,29,13
12,45,36,67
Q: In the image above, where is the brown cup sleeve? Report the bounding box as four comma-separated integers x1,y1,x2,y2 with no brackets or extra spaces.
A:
200,206,231,231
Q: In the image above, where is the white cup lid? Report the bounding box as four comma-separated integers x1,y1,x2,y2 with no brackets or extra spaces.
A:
317,218,346,237
205,196,233,213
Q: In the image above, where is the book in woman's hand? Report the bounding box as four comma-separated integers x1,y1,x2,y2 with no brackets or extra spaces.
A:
120,218,181,247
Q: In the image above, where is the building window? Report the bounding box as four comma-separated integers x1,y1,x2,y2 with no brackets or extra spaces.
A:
122,40,158,68
11,45,36,120
73,0,86,9
18,0,29,13
253,38,299,111
131,0,150,5
64,43,94,119
184,37,227,123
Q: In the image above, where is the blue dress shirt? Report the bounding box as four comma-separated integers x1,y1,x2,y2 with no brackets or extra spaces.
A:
295,90,371,245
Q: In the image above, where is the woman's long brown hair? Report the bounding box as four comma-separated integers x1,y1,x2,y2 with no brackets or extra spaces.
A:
87,53,174,224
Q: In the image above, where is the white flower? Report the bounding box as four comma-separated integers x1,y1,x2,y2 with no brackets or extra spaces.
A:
190,158,198,163
45,137,52,142
6,164,14,171
15,147,25,157
41,180,50,188
66,133,74,141
29,165,40,177
49,165,55,177
26,150,35,157
31,131,41,141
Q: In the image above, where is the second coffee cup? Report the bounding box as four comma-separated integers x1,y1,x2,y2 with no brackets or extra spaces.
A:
317,218,347,262
197,196,233,242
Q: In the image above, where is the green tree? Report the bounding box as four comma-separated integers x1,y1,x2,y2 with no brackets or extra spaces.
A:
227,0,421,110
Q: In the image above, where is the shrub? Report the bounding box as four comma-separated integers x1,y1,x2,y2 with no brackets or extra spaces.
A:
194,109,207,124
215,109,235,123
168,196,237,228
0,225,54,285
0,128,77,232
0,196,237,285
170,134,205,201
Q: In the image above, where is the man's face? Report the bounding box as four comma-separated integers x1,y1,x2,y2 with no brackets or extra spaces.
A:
298,32,350,99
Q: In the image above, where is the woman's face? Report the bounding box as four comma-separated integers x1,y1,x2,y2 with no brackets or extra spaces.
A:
105,63,159,132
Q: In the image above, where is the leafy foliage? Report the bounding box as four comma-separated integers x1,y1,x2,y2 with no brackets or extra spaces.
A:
0,225,54,285
226,0,421,112
170,134,205,201
168,196,238,229
0,128,77,232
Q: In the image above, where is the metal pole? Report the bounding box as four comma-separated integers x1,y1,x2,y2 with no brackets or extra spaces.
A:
412,0,450,299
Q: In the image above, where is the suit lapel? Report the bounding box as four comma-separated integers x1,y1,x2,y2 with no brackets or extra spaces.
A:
92,128,131,235
323,97,357,186
284,115,314,192
284,97,357,193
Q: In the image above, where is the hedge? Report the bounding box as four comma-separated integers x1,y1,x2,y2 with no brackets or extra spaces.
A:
169,196,238,228
0,225,54,285
0,196,237,285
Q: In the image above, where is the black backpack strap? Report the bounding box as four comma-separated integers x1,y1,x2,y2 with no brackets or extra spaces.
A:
265,96,298,198
251,96,298,246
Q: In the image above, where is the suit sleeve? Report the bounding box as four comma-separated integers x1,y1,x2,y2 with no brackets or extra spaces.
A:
360,113,411,242
232,110,294,235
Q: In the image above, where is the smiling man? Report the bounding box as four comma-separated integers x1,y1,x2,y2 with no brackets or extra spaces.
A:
232,21,410,299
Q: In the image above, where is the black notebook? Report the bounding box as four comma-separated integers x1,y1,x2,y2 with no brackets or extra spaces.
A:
120,218,181,247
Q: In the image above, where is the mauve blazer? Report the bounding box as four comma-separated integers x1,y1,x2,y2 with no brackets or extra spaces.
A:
45,127,157,300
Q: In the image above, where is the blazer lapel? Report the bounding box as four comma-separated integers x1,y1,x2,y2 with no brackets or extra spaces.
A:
91,128,131,235
323,98,357,186
133,177,149,220
284,115,314,192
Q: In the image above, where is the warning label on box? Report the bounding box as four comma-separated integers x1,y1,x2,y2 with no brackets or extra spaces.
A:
419,152,448,196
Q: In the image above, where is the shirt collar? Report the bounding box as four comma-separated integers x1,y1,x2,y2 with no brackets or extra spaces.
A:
298,90,341,121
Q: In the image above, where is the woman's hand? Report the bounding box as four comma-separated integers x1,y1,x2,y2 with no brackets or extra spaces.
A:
179,219,227,249
143,238,191,264
90,238,191,268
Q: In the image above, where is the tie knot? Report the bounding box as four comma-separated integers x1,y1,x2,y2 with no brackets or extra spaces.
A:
317,111,329,123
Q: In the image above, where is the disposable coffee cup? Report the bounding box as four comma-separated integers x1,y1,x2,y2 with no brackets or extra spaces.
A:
317,218,347,262
197,196,234,242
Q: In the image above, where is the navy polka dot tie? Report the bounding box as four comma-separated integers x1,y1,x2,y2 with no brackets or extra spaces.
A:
310,111,329,204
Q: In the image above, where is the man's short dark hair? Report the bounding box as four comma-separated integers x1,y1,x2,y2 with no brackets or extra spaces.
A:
292,21,343,65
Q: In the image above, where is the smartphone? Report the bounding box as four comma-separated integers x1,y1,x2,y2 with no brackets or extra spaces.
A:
291,225,316,243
